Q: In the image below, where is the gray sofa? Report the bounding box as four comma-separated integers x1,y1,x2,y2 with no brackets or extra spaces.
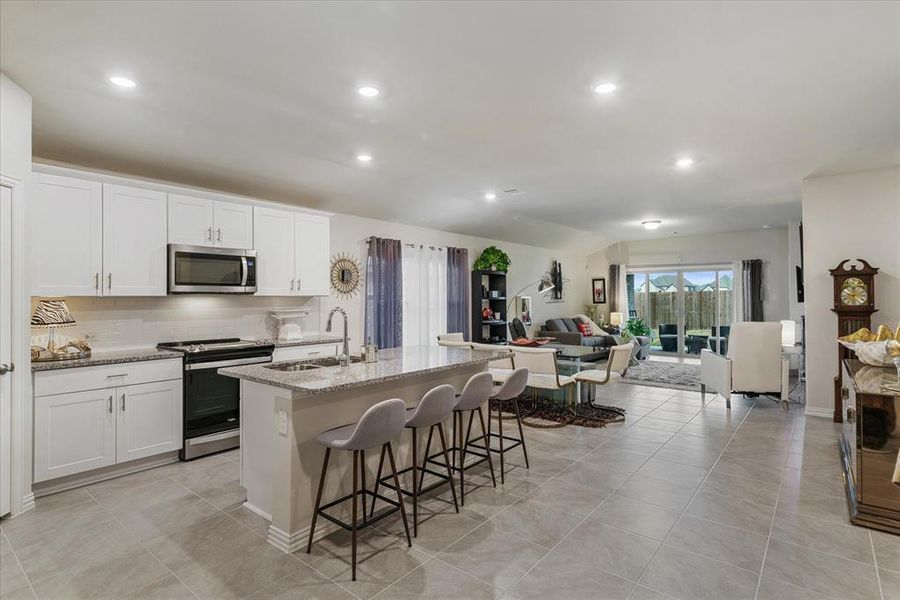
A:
540,317,618,349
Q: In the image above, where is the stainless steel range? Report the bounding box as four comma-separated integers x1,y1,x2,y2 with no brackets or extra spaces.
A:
157,338,274,460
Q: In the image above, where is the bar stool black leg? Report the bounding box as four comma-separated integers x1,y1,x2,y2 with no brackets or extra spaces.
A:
514,399,529,469
386,442,412,547
436,422,459,513
459,410,475,505
369,444,386,518
307,447,331,554
360,449,367,514
351,450,359,581
497,401,505,483
417,425,435,493
477,407,497,486
411,427,418,537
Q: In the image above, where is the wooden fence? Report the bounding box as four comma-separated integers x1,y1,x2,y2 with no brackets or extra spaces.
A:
633,290,732,334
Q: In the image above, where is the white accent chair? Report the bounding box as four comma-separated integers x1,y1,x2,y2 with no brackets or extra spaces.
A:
471,342,515,384
437,333,470,348
573,342,634,389
511,346,576,406
700,322,790,409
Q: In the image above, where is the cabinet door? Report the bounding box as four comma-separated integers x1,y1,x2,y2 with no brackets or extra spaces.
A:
214,200,253,249
117,380,183,462
31,173,103,296
34,389,116,482
168,193,214,246
253,206,295,295
102,184,168,296
294,213,330,296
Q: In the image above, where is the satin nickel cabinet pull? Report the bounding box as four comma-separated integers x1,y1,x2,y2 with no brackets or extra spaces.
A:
121,393,126,411
216,228,221,242
296,277,300,293
108,395,113,414
290,279,294,291
94,272,100,290
107,273,112,290
207,226,212,241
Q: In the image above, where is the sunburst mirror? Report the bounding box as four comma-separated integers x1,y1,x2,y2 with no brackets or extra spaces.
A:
330,253,362,298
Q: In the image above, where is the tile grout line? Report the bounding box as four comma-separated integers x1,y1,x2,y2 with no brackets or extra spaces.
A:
1,528,40,600
81,484,204,600
868,529,885,600
752,412,789,600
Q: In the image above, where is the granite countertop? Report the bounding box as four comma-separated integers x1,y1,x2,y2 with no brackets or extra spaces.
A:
31,347,182,372
219,345,507,395
260,334,345,348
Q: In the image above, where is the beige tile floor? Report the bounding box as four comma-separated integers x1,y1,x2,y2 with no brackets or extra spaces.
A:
2,382,898,600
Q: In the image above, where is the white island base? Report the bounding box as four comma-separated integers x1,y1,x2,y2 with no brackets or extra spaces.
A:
230,348,497,554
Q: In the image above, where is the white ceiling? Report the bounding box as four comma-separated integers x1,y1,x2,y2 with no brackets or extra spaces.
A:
2,1,898,250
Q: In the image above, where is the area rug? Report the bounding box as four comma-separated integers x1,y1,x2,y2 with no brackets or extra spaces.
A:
494,397,626,429
621,360,701,391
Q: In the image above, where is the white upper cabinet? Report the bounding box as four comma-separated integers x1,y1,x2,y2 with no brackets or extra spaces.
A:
102,183,168,296
254,206,295,296
213,200,253,249
168,193,214,246
294,213,330,296
168,194,253,249
32,173,103,296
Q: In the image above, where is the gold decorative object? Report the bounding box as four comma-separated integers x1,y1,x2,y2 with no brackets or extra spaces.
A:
330,252,362,299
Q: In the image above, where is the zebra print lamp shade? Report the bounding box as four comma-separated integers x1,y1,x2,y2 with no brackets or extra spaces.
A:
30,299,76,329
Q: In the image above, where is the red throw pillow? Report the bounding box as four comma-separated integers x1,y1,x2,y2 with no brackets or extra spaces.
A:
577,322,593,336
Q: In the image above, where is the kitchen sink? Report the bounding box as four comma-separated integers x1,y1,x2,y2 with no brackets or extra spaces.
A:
264,356,363,372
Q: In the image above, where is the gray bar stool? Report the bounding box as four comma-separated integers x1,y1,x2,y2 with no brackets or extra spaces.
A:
486,367,530,483
370,384,460,537
306,398,411,581
427,372,497,505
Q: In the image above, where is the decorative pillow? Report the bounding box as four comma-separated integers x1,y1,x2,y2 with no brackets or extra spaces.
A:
577,322,593,336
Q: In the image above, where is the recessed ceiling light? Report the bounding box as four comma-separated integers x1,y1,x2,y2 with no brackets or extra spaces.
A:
675,157,694,168
484,192,497,201
109,76,137,88
593,82,618,94
642,220,662,230
762,224,771,229
356,154,372,163
357,86,380,97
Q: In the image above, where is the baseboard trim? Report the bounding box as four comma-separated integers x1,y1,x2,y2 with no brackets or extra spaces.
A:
19,493,35,514
32,453,179,497
242,501,272,522
804,406,833,419
267,520,341,554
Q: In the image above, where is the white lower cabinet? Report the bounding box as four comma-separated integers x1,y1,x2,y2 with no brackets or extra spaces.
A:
116,380,183,463
34,363,183,483
34,389,117,482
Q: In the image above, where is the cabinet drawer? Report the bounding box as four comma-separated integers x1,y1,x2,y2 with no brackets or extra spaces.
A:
34,359,182,397
272,343,339,362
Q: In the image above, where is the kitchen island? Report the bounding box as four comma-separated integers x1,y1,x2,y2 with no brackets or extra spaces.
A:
219,344,504,553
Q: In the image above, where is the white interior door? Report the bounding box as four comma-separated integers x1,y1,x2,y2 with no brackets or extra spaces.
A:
102,183,168,296
0,185,12,515
116,380,182,462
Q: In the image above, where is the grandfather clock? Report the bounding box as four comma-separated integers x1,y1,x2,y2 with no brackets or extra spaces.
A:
830,259,878,422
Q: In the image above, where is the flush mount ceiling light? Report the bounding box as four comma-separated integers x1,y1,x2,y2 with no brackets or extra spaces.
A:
642,220,662,230
109,75,137,88
592,82,618,94
356,154,372,163
675,157,695,169
484,192,497,201
357,86,380,98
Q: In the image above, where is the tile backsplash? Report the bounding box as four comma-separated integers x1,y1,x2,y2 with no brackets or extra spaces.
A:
30,296,323,351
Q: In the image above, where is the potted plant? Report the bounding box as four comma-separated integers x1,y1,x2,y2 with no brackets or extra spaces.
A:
473,246,511,272
621,318,652,360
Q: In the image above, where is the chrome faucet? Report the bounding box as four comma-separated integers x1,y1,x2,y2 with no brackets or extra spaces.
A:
325,306,351,367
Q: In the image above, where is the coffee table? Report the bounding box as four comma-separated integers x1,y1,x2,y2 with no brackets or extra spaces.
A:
545,343,607,405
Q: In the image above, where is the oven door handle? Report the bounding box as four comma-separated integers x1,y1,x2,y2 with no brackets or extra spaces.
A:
185,356,272,371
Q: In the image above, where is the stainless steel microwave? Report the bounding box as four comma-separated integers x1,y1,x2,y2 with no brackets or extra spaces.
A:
167,244,257,294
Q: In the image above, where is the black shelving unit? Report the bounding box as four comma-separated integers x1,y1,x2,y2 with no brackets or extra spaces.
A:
471,270,508,343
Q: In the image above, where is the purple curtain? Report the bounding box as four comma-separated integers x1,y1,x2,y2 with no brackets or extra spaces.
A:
446,247,469,340
365,237,403,348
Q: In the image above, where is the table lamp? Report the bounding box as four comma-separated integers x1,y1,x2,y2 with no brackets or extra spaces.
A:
31,298,87,361
609,312,624,327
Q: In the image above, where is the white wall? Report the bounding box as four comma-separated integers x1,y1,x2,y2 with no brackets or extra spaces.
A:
321,212,590,346
0,73,33,515
802,166,900,418
585,228,792,322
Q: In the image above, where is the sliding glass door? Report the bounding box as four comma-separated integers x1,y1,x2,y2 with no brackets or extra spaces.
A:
626,266,733,357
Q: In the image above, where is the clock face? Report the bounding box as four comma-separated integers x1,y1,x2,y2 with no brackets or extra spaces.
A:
840,277,868,306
